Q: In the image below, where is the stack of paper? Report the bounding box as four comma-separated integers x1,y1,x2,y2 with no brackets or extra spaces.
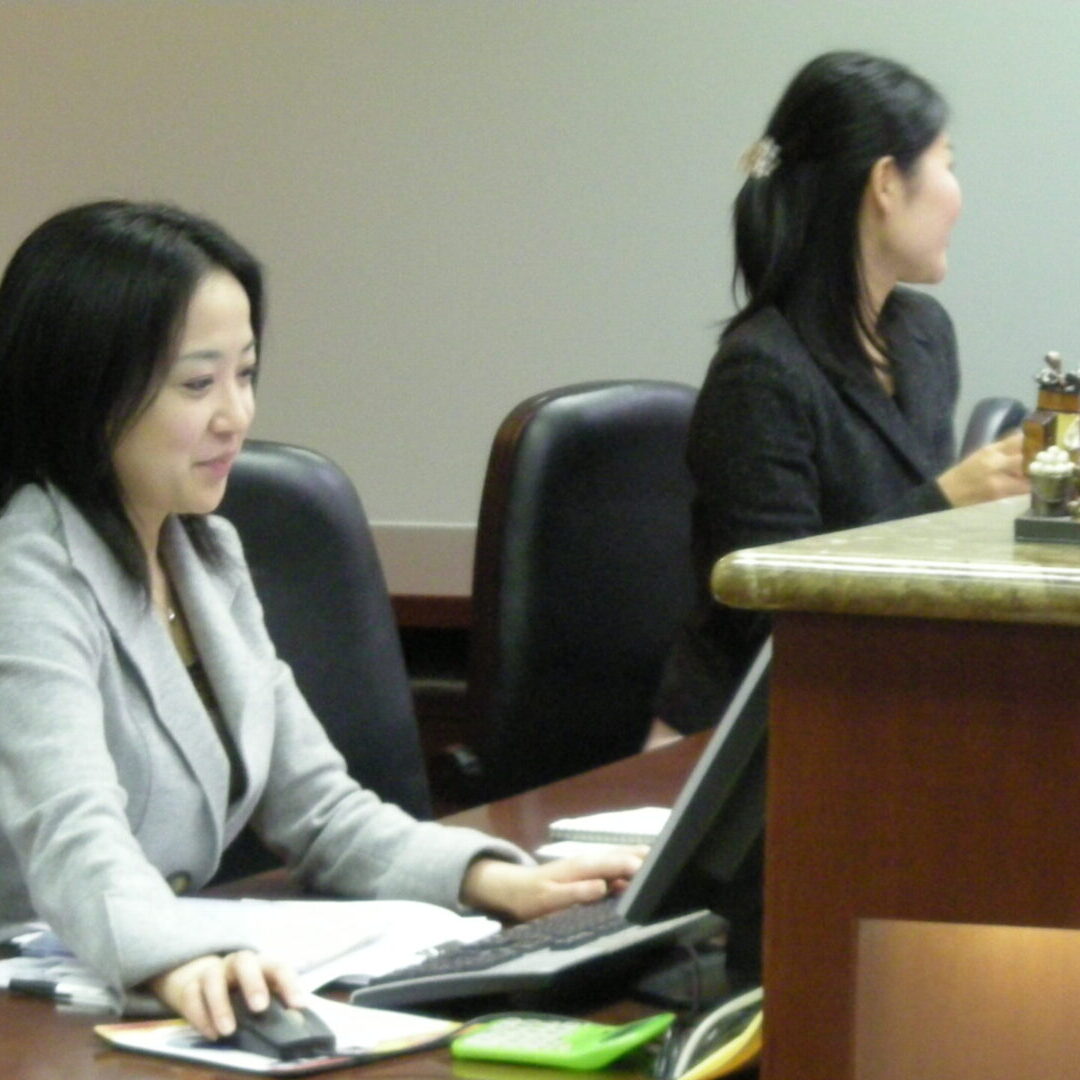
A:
1,897,501,1013
184,898,500,991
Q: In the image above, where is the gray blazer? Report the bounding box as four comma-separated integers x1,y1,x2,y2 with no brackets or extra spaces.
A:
0,484,523,992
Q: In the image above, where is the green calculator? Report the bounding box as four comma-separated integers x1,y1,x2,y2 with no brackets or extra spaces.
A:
450,1012,676,1071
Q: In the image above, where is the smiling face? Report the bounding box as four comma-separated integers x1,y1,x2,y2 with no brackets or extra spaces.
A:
111,269,257,556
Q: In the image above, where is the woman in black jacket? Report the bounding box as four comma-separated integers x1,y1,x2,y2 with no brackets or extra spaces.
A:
654,51,1028,739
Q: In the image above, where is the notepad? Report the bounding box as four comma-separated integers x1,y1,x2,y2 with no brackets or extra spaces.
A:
547,806,670,845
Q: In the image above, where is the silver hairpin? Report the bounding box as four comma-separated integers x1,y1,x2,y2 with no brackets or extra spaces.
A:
739,135,780,180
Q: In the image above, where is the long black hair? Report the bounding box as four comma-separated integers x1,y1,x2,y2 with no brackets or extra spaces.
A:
728,51,948,378
0,200,264,585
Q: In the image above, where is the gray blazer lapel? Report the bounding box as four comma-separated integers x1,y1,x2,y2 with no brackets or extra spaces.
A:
163,520,270,843
53,494,230,848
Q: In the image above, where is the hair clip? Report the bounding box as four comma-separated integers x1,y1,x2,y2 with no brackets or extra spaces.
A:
739,135,780,179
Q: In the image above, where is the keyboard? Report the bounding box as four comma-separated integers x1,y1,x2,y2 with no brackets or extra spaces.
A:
346,898,723,1011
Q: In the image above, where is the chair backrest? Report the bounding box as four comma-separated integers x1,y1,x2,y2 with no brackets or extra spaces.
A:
959,396,1027,457
466,380,699,801
214,440,431,876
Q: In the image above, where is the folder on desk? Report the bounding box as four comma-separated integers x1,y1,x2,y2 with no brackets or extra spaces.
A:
95,995,456,1076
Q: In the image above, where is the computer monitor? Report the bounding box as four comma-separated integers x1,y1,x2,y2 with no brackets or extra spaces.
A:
617,637,771,969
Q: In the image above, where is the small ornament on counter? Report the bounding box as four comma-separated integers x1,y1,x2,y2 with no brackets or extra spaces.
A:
1028,446,1076,517
1022,351,1080,472
1015,357,1080,544
1036,350,1080,392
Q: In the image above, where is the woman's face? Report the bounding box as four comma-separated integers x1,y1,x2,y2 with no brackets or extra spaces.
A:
878,132,963,286
111,269,257,552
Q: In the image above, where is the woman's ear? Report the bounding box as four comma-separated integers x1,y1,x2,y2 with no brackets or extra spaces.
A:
866,155,904,217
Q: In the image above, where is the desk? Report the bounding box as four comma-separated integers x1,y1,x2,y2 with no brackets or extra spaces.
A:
714,496,1080,1079
0,735,704,1080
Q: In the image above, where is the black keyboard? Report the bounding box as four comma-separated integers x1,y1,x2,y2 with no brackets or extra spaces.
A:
346,898,723,1011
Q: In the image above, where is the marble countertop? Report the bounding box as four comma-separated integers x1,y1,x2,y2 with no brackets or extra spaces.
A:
712,495,1080,626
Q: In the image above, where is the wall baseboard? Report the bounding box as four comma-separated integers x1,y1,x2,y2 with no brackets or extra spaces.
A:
371,522,476,600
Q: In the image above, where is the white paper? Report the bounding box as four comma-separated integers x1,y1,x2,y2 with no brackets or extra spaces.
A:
533,838,644,861
185,898,500,990
1,898,501,1006
547,806,670,843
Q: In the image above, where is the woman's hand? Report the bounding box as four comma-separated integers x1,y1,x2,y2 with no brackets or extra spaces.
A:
147,949,302,1041
461,849,646,923
936,430,1029,508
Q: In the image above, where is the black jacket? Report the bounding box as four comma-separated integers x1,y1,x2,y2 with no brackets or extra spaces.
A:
657,288,957,732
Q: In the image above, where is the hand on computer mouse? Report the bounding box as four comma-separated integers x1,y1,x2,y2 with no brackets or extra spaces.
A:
147,948,303,1041
227,989,336,1061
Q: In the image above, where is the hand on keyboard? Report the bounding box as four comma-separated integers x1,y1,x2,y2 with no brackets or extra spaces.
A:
346,899,724,1011
460,848,647,922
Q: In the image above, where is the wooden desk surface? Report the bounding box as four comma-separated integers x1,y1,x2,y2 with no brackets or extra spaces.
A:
0,736,704,1080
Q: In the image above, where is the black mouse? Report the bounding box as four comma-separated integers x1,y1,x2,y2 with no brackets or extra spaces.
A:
226,990,337,1061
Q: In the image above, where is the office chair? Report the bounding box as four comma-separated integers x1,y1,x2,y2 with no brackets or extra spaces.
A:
443,380,699,804
213,439,431,879
431,389,1023,809
959,396,1027,457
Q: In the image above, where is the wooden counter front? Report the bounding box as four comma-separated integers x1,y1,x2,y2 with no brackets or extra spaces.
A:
713,496,1080,1080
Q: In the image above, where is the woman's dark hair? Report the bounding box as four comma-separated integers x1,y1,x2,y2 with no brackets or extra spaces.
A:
727,51,948,377
0,200,263,585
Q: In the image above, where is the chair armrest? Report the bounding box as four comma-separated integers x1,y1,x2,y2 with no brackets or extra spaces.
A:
959,396,1027,458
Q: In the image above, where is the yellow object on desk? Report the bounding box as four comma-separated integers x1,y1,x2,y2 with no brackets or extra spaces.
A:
670,987,763,1080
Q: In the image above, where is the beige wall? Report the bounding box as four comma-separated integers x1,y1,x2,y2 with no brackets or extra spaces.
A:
1,1,1077,546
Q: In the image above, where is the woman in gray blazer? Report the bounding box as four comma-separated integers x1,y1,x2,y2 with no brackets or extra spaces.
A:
0,202,641,1040
654,52,1029,738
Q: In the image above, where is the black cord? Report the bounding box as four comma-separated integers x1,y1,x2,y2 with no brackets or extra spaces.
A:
645,942,708,1080
680,942,705,1016
652,1020,687,1080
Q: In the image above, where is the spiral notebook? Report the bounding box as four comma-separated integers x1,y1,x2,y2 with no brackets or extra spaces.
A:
545,806,670,846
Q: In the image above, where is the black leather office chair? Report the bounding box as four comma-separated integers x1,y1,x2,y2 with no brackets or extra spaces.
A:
443,380,699,804
431,388,1023,809
213,439,431,879
959,396,1027,457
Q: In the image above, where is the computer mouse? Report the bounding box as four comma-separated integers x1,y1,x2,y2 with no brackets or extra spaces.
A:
226,990,337,1061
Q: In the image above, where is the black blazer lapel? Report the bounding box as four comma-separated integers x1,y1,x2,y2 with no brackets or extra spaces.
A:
831,296,953,482
835,375,940,481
